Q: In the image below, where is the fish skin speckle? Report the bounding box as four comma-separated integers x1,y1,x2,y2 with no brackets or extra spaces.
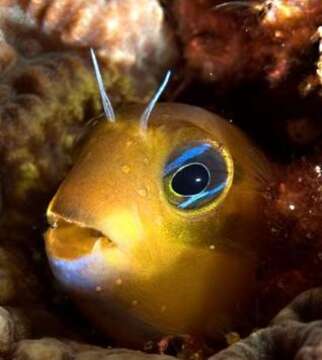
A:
121,165,130,174
137,188,147,197
115,278,123,286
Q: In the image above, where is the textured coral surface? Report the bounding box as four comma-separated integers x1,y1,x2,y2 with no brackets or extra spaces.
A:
173,0,322,85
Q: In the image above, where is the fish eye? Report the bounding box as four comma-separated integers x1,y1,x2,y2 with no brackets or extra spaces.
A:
163,142,233,210
171,163,210,196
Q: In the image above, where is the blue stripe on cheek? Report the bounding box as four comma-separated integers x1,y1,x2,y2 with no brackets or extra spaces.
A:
164,143,211,176
51,253,106,291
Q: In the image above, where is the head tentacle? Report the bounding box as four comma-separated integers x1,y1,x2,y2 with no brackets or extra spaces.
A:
140,70,171,132
90,48,116,123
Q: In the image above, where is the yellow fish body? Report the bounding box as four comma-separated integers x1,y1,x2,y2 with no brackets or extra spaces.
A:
45,52,273,348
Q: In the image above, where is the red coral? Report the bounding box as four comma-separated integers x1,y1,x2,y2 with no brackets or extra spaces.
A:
172,0,322,90
257,154,322,321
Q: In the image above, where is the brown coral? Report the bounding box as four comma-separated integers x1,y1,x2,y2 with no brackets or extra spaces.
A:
12,338,175,360
253,153,322,322
210,288,322,360
172,0,322,89
1,0,177,101
169,0,322,153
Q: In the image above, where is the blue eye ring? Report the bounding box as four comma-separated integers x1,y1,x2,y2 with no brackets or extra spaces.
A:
163,141,234,213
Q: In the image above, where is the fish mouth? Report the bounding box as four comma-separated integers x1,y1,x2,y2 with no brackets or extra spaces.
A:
46,212,115,260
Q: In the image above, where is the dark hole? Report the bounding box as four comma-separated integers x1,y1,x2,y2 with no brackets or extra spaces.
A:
171,163,209,196
13,73,44,96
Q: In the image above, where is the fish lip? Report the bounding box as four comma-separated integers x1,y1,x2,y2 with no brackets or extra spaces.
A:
46,210,115,253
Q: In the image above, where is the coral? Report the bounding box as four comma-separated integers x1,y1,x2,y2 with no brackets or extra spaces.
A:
170,0,322,153
172,0,322,90
272,287,322,325
254,153,322,322
1,0,177,101
210,321,322,359
0,306,176,359
0,50,97,245
0,290,321,360
0,333,177,360
12,339,175,360
210,288,322,360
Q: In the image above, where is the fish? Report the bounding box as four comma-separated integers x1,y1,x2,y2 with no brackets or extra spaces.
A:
45,49,274,348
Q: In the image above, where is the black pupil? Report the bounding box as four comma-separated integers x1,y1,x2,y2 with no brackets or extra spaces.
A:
171,164,210,196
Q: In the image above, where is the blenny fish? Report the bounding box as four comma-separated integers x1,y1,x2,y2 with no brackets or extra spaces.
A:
45,49,273,348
